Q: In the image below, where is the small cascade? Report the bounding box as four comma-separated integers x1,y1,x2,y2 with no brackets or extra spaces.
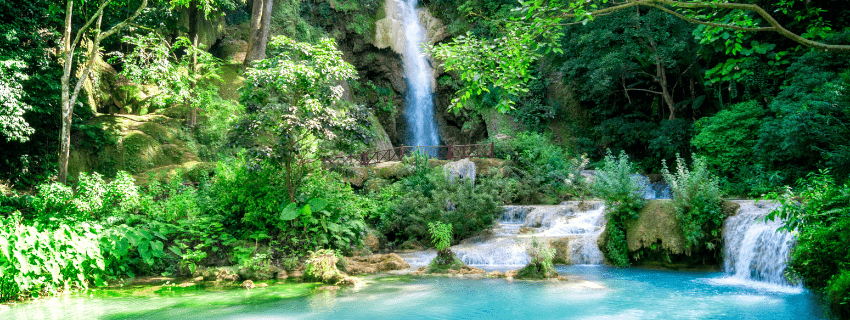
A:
446,202,607,267
634,174,671,199
400,0,440,148
722,200,799,287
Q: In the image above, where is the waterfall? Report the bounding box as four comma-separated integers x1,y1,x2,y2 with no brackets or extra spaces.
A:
721,200,799,288
448,202,607,267
400,0,440,148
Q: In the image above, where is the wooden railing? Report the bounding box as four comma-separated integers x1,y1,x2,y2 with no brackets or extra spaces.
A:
321,143,495,167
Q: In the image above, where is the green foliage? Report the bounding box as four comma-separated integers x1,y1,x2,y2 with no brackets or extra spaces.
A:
692,100,771,195
517,237,558,279
756,53,850,181
0,214,106,302
592,150,644,267
303,248,342,283
427,221,453,251
230,36,369,201
766,171,850,291
593,150,645,216
602,225,630,267
31,172,140,226
661,155,723,253
375,164,504,247
828,270,850,319
492,132,587,203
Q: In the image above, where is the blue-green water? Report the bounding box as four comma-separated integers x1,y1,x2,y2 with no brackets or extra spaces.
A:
1,266,826,319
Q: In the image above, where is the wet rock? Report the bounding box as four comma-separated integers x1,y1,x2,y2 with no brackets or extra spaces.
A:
289,270,303,279
242,280,255,289
399,239,425,251
487,271,505,278
345,253,410,274
317,286,340,291
216,269,240,282
237,264,280,280
623,200,686,255
722,200,741,217
178,282,195,287
444,158,476,184
192,276,203,282
275,270,288,280
256,283,268,288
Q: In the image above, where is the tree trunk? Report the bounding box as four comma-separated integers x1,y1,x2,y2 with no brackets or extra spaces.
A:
57,0,148,184
257,0,273,59
652,43,676,120
188,0,199,127
244,0,273,66
58,0,74,184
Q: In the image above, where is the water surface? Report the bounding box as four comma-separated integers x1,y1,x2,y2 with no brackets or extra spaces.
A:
1,266,825,319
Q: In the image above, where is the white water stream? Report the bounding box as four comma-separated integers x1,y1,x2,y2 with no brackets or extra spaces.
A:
716,200,801,291
400,0,440,147
423,201,609,267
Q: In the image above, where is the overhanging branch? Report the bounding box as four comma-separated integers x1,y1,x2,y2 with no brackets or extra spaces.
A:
558,0,850,53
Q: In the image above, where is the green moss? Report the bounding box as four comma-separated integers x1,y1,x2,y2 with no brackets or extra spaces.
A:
137,122,173,144
515,262,558,279
625,200,685,254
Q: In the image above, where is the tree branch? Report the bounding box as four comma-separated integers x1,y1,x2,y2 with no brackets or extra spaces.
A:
626,88,663,95
559,0,850,52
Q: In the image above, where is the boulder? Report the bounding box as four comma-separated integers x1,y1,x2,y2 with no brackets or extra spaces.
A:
344,253,410,274
444,158,476,184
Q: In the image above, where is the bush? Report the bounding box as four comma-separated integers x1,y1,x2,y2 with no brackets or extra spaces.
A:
828,270,850,319
0,213,106,302
516,237,558,279
592,150,645,266
692,100,770,195
662,155,723,254
377,166,500,247
492,131,587,203
31,171,140,226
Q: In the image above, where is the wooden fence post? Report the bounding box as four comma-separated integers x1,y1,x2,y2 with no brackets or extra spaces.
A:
361,153,367,166
490,142,494,158
446,145,453,160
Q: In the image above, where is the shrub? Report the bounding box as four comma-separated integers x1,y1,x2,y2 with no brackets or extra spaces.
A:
661,154,723,254
516,237,558,279
592,150,645,266
492,131,586,203
692,100,769,195
767,171,850,288
428,221,453,251
0,213,106,302
377,167,500,247
828,270,850,319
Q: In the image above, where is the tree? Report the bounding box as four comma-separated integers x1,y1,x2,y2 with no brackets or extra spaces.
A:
229,36,369,202
244,0,274,66
58,0,148,184
432,0,849,114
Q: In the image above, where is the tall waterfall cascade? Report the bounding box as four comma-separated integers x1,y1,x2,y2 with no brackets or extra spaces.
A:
442,202,607,267
400,0,440,147
721,200,800,288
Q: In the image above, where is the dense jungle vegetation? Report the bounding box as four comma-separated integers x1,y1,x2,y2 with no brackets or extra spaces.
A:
0,0,848,317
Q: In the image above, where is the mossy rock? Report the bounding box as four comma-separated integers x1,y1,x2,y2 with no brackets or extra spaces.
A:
624,200,686,255
369,161,413,180
133,161,215,185
427,249,468,274
549,238,571,265
721,200,741,217
515,262,559,279
68,114,202,181
113,84,160,115
364,178,391,193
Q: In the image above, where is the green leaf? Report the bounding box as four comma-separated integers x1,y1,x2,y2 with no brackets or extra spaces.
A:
280,203,299,221
308,198,328,212
169,246,182,256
